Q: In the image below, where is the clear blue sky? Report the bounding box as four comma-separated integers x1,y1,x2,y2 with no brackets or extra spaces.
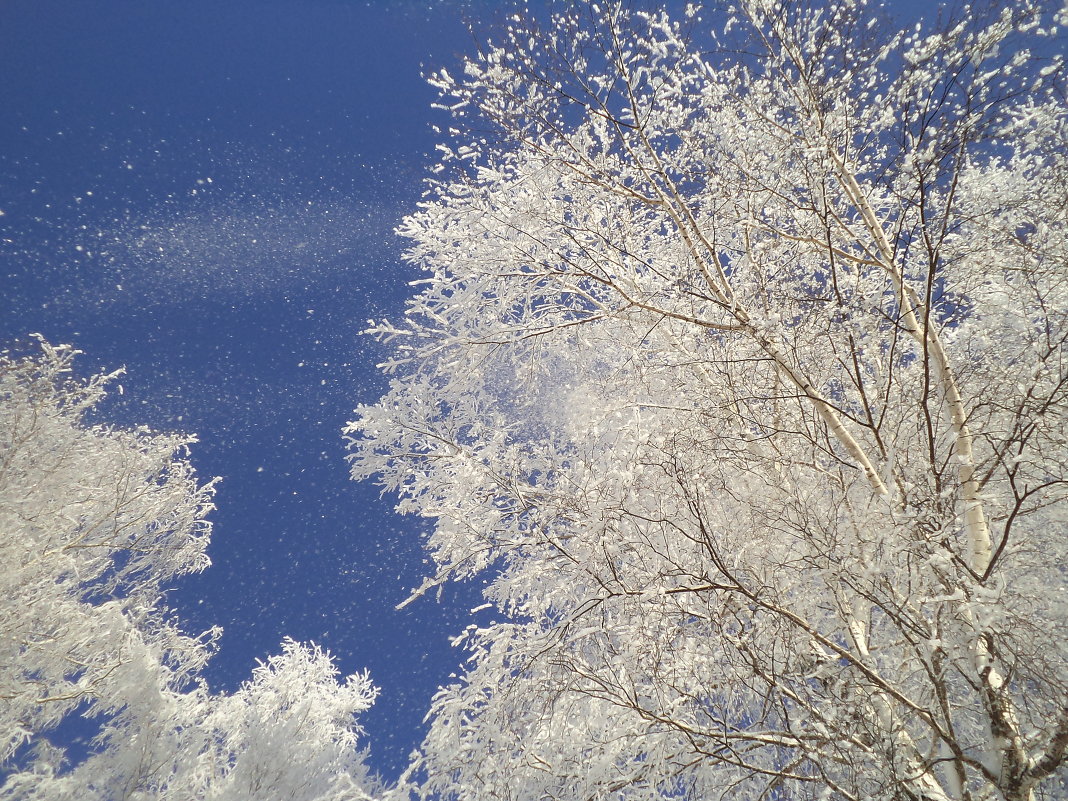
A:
0,0,940,782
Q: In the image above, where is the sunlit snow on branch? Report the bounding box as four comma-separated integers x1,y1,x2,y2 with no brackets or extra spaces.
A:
349,1,1068,799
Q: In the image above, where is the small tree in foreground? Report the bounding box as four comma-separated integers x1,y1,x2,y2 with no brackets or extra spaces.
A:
349,1,1068,799
0,340,381,801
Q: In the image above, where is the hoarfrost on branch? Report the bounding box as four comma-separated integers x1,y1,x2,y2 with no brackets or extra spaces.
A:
349,2,1068,799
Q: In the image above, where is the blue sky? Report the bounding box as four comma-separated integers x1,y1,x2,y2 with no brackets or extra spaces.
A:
1,0,943,783
0,0,510,777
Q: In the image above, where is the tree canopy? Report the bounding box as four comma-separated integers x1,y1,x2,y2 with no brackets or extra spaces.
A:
348,1,1068,798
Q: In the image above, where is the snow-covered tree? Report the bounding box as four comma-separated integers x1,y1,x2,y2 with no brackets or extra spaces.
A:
348,1,1068,799
1,340,382,800
0,337,217,765
6,638,382,801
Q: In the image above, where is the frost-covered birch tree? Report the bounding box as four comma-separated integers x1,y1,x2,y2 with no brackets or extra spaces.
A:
1,340,382,801
348,1,1068,799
